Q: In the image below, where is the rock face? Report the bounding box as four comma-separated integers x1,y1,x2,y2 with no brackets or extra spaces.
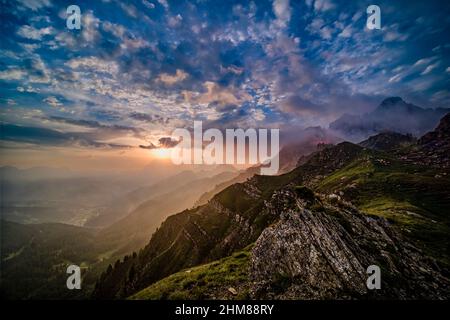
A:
250,190,450,299
251,209,366,299
400,112,450,169
419,112,450,142
359,132,416,151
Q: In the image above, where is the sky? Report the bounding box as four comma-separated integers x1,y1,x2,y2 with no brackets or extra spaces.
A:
0,0,449,170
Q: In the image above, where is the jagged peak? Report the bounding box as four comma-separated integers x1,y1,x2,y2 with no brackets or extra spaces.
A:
419,112,450,145
380,96,404,106
436,112,450,132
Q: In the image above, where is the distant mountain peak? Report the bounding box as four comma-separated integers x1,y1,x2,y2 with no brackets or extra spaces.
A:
329,97,448,141
380,96,404,106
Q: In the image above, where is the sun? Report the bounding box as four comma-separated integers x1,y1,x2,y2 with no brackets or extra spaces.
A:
152,148,172,159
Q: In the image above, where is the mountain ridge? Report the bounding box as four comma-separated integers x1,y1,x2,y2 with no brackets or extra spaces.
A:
93,113,450,299
330,97,448,141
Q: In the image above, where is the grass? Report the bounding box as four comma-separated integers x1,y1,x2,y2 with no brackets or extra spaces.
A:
319,156,375,187
129,245,252,300
316,156,450,266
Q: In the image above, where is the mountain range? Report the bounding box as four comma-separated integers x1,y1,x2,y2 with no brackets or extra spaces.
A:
1,98,449,300
330,97,449,141
93,111,450,300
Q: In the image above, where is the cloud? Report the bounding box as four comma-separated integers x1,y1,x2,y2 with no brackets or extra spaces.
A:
388,56,440,82
66,57,119,75
338,25,353,38
129,112,155,122
168,14,183,28
139,143,158,149
82,11,100,43
314,0,335,12
421,62,440,75
273,0,291,28
279,95,325,116
47,116,145,140
158,137,180,148
1,0,449,157
0,69,26,80
7,99,17,105
0,123,130,149
142,1,155,10
383,24,410,42
129,112,168,124
102,21,126,39
157,0,169,10
17,0,51,11
0,56,50,83
139,137,180,149
119,3,139,18
17,85,40,93
157,69,188,85
319,26,333,40
17,25,53,40
183,81,251,107
43,96,62,107
306,17,334,40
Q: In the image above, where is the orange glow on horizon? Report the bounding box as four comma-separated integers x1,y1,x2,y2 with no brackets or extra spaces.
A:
151,148,172,159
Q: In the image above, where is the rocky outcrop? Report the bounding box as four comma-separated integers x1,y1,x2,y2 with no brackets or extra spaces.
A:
359,132,416,151
419,112,450,145
399,113,450,169
416,113,450,168
250,190,450,299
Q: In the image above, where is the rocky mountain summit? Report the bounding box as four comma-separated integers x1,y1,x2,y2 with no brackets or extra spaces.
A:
398,112,450,169
417,113,450,168
250,189,449,299
420,112,450,144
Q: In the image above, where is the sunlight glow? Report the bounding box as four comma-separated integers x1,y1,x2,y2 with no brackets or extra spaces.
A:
151,148,172,159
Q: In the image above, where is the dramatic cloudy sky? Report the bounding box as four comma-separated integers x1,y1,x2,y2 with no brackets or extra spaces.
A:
0,0,449,170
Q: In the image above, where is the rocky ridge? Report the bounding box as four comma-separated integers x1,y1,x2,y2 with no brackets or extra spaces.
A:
250,189,449,299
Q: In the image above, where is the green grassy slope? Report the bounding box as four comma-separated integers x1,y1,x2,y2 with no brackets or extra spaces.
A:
130,246,252,300
316,154,450,265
